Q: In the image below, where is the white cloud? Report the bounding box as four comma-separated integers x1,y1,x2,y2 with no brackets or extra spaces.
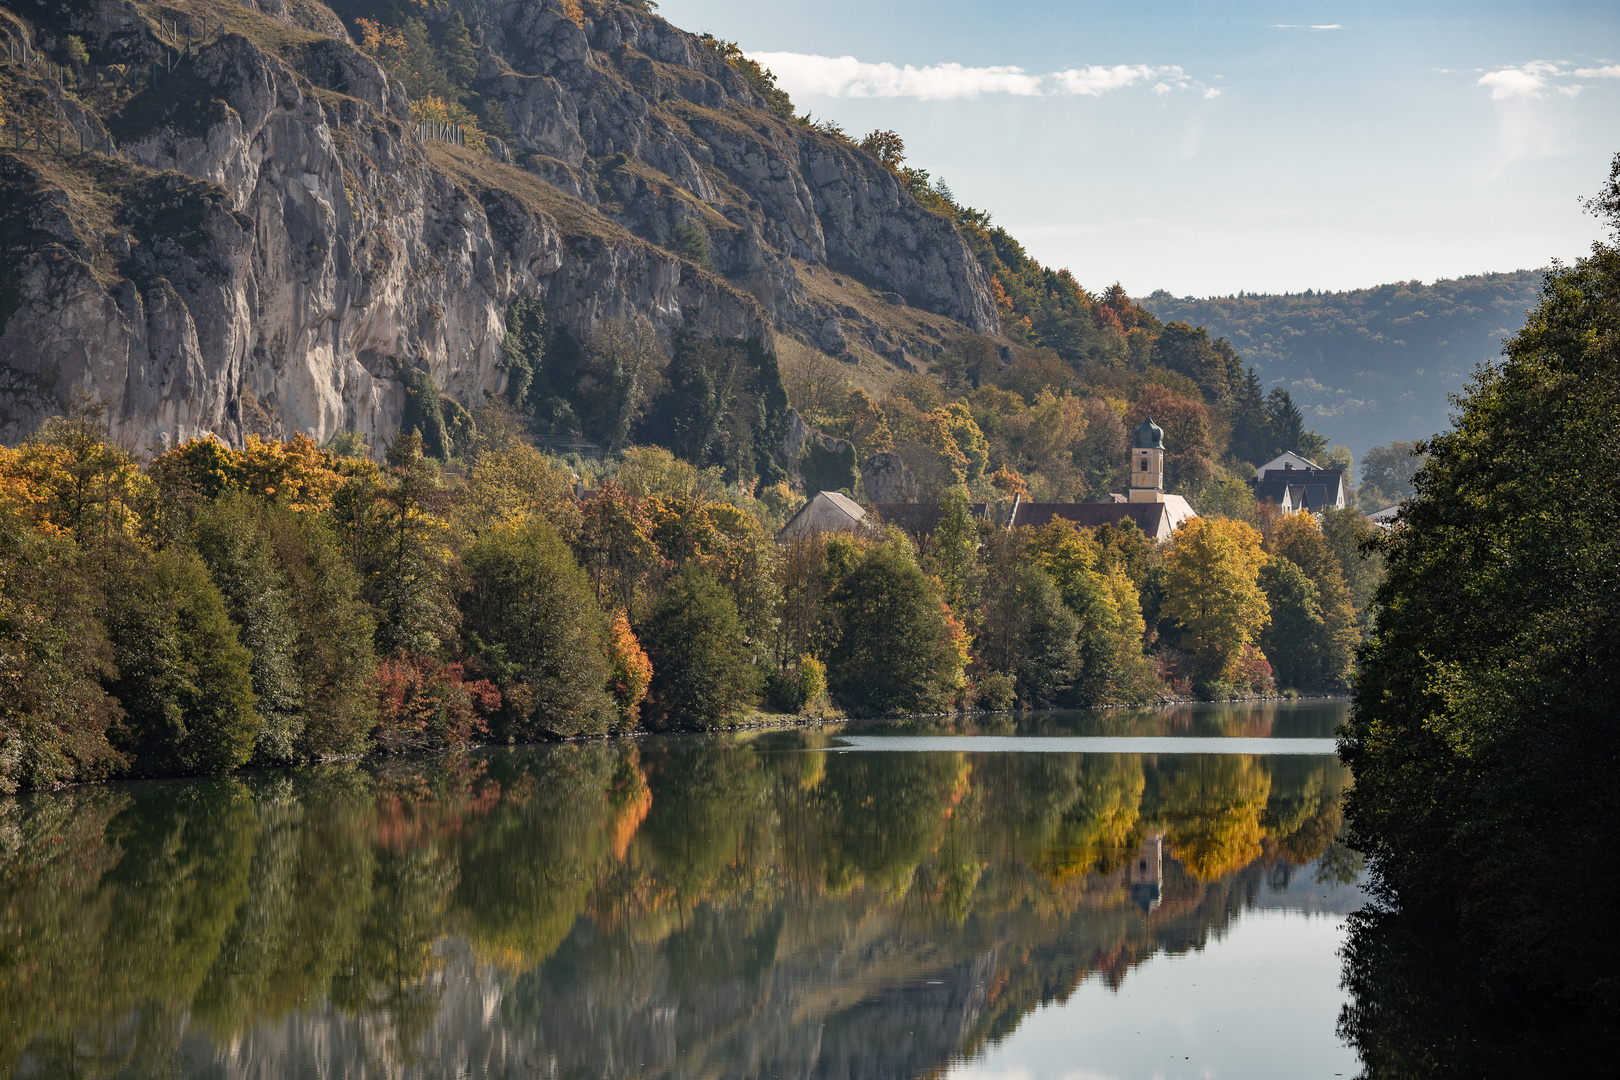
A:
747,52,1215,101
1203,87,1223,99
1478,66,1549,99
748,53,1041,99
1476,59,1617,100
1271,23,1346,29
1051,64,1163,96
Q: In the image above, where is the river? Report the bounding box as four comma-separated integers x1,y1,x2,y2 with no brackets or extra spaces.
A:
0,699,1364,1079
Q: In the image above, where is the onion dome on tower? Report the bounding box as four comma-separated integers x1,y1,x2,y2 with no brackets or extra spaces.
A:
1129,416,1166,503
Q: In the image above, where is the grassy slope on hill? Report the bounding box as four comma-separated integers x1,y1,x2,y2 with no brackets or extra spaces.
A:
1142,272,1545,458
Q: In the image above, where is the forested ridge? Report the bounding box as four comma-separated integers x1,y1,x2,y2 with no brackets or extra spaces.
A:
1143,272,1546,458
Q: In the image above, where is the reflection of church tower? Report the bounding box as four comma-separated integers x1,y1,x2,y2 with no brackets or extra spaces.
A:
1129,833,1163,912
1128,417,1166,504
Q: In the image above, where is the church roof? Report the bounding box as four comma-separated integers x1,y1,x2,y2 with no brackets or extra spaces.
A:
1131,416,1165,449
1008,501,1177,541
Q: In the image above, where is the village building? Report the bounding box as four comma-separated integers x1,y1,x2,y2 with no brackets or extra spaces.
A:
1003,416,1198,540
1366,501,1403,527
776,490,867,542
1249,451,1348,512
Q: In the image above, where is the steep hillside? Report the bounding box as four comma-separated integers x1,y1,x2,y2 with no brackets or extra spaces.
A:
1143,272,1545,458
0,0,996,453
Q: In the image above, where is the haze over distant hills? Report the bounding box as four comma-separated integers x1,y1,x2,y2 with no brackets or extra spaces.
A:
1142,271,1546,461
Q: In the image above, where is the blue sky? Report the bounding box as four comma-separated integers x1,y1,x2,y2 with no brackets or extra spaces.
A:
657,0,1619,297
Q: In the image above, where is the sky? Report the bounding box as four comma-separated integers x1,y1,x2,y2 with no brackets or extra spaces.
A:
655,0,1620,298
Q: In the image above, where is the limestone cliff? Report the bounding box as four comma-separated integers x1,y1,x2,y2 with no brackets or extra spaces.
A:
0,0,998,451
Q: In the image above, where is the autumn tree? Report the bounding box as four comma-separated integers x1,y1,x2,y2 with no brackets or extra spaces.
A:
1160,516,1269,694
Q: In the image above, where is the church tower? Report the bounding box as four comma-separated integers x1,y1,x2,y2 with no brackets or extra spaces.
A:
1128,416,1166,503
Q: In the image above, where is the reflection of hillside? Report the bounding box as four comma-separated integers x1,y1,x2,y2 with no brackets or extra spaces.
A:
0,730,1357,1079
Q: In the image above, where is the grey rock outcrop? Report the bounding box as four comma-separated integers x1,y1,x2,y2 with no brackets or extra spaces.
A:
0,0,997,451
778,408,856,493
862,452,920,504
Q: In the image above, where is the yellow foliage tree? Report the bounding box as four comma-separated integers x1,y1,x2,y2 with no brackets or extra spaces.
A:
0,411,149,544
604,609,652,729
1162,516,1270,689
151,433,365,514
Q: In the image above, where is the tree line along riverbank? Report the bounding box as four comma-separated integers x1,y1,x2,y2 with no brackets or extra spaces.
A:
0,403,1380,791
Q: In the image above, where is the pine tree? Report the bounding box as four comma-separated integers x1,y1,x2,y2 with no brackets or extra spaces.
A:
442,13,478,89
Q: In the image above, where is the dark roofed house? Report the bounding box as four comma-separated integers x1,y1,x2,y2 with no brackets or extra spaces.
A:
1249,452,1347,512
872,501,989,540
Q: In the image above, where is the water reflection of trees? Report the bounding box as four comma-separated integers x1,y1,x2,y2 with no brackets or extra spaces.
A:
0,736,1352,1078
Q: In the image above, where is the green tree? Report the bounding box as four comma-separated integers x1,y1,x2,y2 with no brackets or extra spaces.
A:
1358,440,1423,506
641,564,755,729
924,486,984,613
824,541,966,713
0,507,123,792
1265,511,1357,688
1319,505,1383,633
1341,155,1620,1046
441,12,477,88
103,545,262,775
582,316,666,452
366,433,455,656
192,493,304,762
1257,557,1326,692
977,557,1079,708
266,510,378,757
460,517,615,738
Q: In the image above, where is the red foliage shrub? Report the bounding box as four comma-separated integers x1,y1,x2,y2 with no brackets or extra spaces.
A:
370,655,501,753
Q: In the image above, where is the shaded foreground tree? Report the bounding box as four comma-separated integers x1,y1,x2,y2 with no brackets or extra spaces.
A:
1338,154,1620,1074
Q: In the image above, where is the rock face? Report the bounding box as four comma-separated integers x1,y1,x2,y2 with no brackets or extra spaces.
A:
778,408,856,494
0,0,998,450
862,451,921,504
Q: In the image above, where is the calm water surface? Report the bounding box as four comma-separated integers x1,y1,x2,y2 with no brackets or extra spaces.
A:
0,700,1363,1079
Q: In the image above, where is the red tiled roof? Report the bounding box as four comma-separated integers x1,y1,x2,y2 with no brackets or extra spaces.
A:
1009,501,1172,538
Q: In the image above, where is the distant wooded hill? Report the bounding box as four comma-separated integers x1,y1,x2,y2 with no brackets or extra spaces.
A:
1142,272,1546,460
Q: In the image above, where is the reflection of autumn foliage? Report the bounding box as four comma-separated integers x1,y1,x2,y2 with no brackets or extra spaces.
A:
606,748,652,860
369,655,501,754
1161,757,1273,881
371,757,503,851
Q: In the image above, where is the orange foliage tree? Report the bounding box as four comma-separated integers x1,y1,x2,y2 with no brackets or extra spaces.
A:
604,609,653,729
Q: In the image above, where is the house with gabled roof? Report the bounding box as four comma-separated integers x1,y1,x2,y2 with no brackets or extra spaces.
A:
1250,452,1347,512
776,490,868,542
